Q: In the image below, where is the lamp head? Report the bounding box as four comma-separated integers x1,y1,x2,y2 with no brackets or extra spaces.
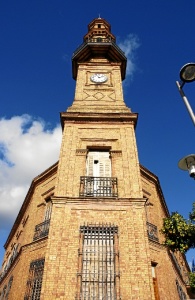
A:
178,154,195,179
180,63,195,83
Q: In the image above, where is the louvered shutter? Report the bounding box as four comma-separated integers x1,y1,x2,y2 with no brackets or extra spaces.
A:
86,154,94,176
99,155,111,177
44,202,52,221
86,151,111,177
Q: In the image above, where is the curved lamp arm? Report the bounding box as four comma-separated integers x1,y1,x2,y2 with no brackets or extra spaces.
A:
176,80,195,126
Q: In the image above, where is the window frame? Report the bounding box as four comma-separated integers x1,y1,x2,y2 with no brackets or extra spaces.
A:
24,258,45,300
76,224,120,300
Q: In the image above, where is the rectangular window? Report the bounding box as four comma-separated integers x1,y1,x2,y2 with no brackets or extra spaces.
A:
86,151,111,178
176,279,187,300
77,225,119,300
151,263,160,300
24,258,45,300
80,150,118,198
44,200,52,221
33,200,52,241
5,276,13,300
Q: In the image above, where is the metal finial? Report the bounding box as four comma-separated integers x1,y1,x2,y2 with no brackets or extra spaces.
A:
98,14,101,19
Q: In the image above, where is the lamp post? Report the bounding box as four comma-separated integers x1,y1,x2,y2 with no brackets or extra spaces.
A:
178,154,195,179
177,63,195,178
176,62,195,126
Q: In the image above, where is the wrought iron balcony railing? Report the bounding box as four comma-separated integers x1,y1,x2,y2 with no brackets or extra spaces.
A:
0,244,20,282
80,176,118,198
170,251,189,284
33,219,50,241
86,37,113,43
146,222,159,242
72,39,126,60
170,251,182,277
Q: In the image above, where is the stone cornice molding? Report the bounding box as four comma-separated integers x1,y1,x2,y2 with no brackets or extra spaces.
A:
51,196,147,207
60,112,138,129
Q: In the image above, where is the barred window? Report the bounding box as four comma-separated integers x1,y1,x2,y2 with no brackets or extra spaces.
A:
0,285,7,300
176,279,187,300
76,224,120,300
5,276,13,300
24,258,45,300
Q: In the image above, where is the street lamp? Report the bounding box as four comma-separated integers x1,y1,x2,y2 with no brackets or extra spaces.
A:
177,63,195,179
176,62,195,126
178,154,195,179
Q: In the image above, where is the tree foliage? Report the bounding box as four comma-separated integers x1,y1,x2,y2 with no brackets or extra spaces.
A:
161,207,195,253
189,272,195,294
161,204,195,293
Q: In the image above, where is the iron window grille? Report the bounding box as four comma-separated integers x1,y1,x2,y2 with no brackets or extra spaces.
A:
5,276,13,300
33,220,50,241
24,258,45,300
170,252,189,284
76,224,120,300
146,222,159,242
0,245,20,282
1,285,7,300
176,279,187,300
33,201,52,241
170,252,182,277
80,177,118,198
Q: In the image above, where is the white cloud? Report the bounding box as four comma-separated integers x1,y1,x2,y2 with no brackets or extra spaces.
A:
118,34,140,80
0,115,62,231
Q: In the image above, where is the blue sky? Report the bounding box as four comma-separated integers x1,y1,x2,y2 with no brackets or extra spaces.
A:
1,0,195,266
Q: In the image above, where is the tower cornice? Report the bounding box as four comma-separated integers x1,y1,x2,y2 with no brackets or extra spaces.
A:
60,111,138,129
72,41,127,80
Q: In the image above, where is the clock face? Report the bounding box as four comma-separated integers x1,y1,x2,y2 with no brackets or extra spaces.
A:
90,73,108,83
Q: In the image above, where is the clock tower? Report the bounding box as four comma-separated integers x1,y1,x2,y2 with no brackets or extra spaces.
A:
0,17,191,300
68,17,130,114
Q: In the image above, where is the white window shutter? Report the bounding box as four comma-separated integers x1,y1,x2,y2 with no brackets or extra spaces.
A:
99,157,111,177
86,151,111,177
86,155,94,176
104,158,111,177
44,202,52,221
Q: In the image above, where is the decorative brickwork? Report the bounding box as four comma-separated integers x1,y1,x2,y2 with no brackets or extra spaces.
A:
0,17,192,300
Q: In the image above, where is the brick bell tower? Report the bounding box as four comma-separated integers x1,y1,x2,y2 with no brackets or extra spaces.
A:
45,17,153,299
0,17,191,300
46,17,151,299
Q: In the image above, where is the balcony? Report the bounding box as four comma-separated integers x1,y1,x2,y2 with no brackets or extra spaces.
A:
80,176,118,198
170,251,189,284
146,222,159,242
0,245,20,282
170,251,182,276
33,219,50,241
